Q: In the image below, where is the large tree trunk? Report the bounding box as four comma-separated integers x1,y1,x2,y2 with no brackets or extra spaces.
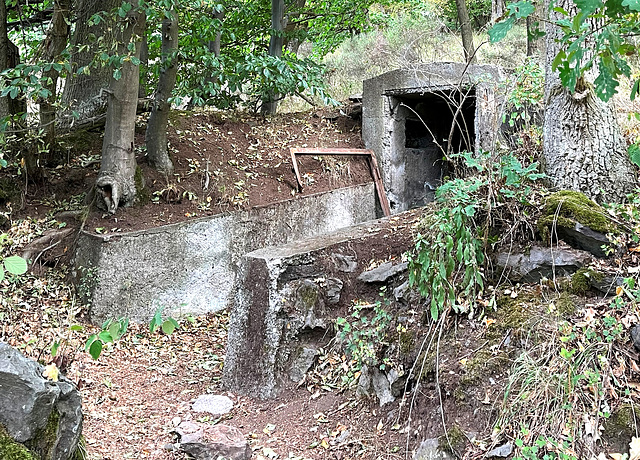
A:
60,0,119,128
261,0,284,114
38,0,71,159
96,1,145,213
455,0,476,64
145,9,178,174
543,0,636,203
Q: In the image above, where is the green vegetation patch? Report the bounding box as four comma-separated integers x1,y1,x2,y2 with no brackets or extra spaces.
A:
539,190,618,235
438,424,468,456
0,424,39,460
569,268,605,296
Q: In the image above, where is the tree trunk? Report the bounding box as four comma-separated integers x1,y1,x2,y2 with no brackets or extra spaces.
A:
261,0,284,114
60,0,119,128
97,1,145,213
455,0,476,64
145,9,178,175
208,8,224,57
526,0,544,58
0,0,10,120
491,0,505,22
543,0,636,203
39,0,71,160
138,33,149,98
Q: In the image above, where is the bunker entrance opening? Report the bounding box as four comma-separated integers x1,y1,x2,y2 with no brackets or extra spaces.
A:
387,88,477,212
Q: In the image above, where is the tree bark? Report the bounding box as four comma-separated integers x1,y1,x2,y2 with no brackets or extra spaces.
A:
543,0,636,203
261,0,284,114
39,0,71,159
145,9,178,175
491,0,505,22
60,0,119,128
455,0,476,64
97,0,145,213
0,0,10,120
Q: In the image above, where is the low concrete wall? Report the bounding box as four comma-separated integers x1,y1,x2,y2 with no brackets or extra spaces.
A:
223,210,419,399
73,183,376,323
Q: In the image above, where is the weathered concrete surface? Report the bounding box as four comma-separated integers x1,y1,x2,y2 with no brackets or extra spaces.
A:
362,63,505,213
73,183,376,323
223,211,417,399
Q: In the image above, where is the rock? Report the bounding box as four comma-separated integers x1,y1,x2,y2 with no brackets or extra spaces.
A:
414,438,454,460
289,347,318,382
630,325,640,352
331,253,357,272
175,422,251,460
357,365,395,406
495,245,591,283
323,278,343,304
358,261,408,283
589,274,625,295
555,222,610,258
486,443,513,458
394,281,409,301
0,342,83,460
192,395,234,416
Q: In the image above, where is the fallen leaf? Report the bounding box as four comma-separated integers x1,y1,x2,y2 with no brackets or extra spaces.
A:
610,453,625,460
631,437,640,460
43,363,59,382
321,438,330,449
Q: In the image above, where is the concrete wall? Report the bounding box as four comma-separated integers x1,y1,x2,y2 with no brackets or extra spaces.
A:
73,183,377,323
223,212,415,399
362,63,505,213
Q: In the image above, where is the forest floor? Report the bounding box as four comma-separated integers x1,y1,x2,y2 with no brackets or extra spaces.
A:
2,108,640,460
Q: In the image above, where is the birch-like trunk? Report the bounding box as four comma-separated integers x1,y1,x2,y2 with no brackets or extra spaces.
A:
543,0,636,203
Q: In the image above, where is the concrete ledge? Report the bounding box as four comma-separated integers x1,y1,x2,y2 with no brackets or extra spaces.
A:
223,209,421,399
73,183,377,323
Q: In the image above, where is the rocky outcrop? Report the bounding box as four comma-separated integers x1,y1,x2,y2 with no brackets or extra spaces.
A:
495,245,591,283
0,342,83,460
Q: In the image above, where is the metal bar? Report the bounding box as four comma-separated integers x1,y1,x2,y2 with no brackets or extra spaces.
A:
289,147,391,217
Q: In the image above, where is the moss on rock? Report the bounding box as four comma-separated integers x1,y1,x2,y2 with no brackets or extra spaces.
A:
602,405,636,454
538,190,618,235
0,425,39,460
438,424,468,456
134,166,151,205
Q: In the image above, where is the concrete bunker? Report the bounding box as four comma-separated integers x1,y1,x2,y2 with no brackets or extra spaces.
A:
362,63,505,213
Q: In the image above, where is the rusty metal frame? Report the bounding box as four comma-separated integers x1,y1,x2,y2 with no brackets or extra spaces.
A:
290,148,391,217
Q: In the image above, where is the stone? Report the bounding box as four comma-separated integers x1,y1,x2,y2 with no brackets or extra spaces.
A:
486,443,513,458
323,278,343,304
358,261,408,283
0,342,83,460
589,274,625,295
289,347,318,383
495,245,591,283
357,365,395,406
192,395,234,416
630,325,640,352
331,253,358,273
555,222,610,258
175,422,252,460
413,438,454,460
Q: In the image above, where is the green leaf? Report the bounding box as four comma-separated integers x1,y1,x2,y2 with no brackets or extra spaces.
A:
161,319,176,335
98,331,114,343
51,341,60,357
575,0,604,15
507,1,535,18
69,324,83,331
622,0,640,10
89,340,103,360
628,144,640,167
4,255,27,275
488,16,516,43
